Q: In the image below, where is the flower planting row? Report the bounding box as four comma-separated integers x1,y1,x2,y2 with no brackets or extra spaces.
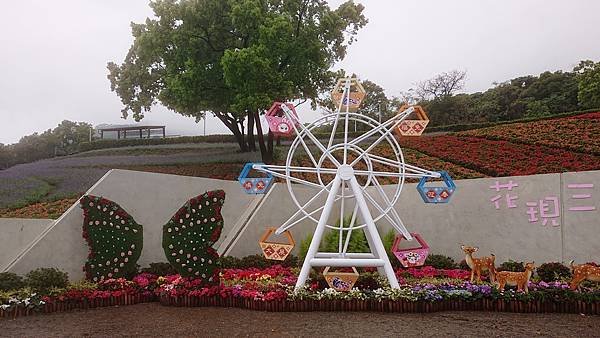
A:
159,294,600,315
395,135,600,177
3,266,600,319
457,112,600,155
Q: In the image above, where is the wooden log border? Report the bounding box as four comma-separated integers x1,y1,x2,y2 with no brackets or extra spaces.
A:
158,295,600,315
0,293,154,319
2,294,599,319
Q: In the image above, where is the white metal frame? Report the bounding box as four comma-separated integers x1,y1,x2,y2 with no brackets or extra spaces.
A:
253,78,441,290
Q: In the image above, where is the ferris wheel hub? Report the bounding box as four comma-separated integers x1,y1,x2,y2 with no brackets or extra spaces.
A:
337,164,355,181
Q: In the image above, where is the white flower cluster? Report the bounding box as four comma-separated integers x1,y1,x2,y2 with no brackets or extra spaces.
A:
0,293,45,311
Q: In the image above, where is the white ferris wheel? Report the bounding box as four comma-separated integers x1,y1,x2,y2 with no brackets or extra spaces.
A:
251,78,443,290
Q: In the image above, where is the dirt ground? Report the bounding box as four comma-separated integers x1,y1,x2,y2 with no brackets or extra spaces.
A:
1,303,599,337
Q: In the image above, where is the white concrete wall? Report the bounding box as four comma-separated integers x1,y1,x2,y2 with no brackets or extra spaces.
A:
4,170,261,280
0,218,53,270
4,169,599,280
228,171,600,265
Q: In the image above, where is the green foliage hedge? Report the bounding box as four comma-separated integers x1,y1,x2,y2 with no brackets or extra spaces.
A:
537,262,572,282
219,254,299,269
78,134,240,152
0,272,25,291
424,254,458,270
498,260,525,272
25,268,68,293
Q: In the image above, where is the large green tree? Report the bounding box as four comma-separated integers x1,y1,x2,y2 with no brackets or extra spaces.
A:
575,60,600,109
107,0,367,161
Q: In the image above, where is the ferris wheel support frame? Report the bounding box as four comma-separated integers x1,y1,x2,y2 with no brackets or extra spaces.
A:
249,78,443,291
293,168,401,289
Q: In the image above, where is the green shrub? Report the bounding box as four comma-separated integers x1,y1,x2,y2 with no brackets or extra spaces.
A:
382,230,401,268
321,231,370,254
308,269,329,289
354,272,382,290
218,256,242,269
424,254,457,270
299,216,373,263
25,268,69,293
298,233,313,264
141,262,178,276
498,260,525,272
240,254,298,269
219,255,299,269
0,272,25,291
458,259,470,270
243,254,276,269
536,262,571,282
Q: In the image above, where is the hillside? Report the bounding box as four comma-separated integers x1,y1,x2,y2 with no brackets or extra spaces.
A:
1,111,598,218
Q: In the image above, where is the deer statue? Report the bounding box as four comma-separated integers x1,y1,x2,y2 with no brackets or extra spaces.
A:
569,260,600,291
496,262,535,293
461,245,496,283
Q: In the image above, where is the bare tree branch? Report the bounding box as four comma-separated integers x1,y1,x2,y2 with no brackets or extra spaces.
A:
415,70,467,100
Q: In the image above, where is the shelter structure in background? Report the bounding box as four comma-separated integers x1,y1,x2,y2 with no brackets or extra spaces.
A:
96,124,166,140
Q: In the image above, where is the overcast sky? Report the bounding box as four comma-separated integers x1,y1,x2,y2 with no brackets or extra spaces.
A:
1,0,599,144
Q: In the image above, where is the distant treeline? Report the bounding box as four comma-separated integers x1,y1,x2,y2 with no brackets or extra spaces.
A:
0,120,92,169
419,60,600,126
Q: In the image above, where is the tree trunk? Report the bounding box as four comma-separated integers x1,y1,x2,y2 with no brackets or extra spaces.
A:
253,111,273,163
247,111,256,151
267,131,274,162
216,113,247,152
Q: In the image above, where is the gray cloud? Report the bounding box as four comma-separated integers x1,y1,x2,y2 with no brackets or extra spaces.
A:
1,0,599,144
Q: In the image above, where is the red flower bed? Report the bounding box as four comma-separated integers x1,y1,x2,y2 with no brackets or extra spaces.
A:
396,135,600,177
458,112,600,155
398,266,471,280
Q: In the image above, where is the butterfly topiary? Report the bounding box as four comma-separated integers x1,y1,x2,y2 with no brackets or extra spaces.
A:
80,195,143,282
162,190,225,281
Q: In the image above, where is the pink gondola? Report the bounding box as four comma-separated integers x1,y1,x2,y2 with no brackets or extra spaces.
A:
265,102,299,137
391,233,430,268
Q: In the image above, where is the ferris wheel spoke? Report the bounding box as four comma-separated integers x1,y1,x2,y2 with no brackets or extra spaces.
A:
255,166,324,190
276,193,344,234
370,176,412,240
349,110,414,167
349,107,413,147
276,181,335,234
281,104,341,167
365,154,441,178
362,188,411,239
353,170,436,179
254,164,337,175
290,132,321,169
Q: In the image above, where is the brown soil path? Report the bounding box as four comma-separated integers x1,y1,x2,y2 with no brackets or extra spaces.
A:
1,303,599,337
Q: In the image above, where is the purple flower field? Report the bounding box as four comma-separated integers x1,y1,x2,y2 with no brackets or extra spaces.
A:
0,144,259,209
